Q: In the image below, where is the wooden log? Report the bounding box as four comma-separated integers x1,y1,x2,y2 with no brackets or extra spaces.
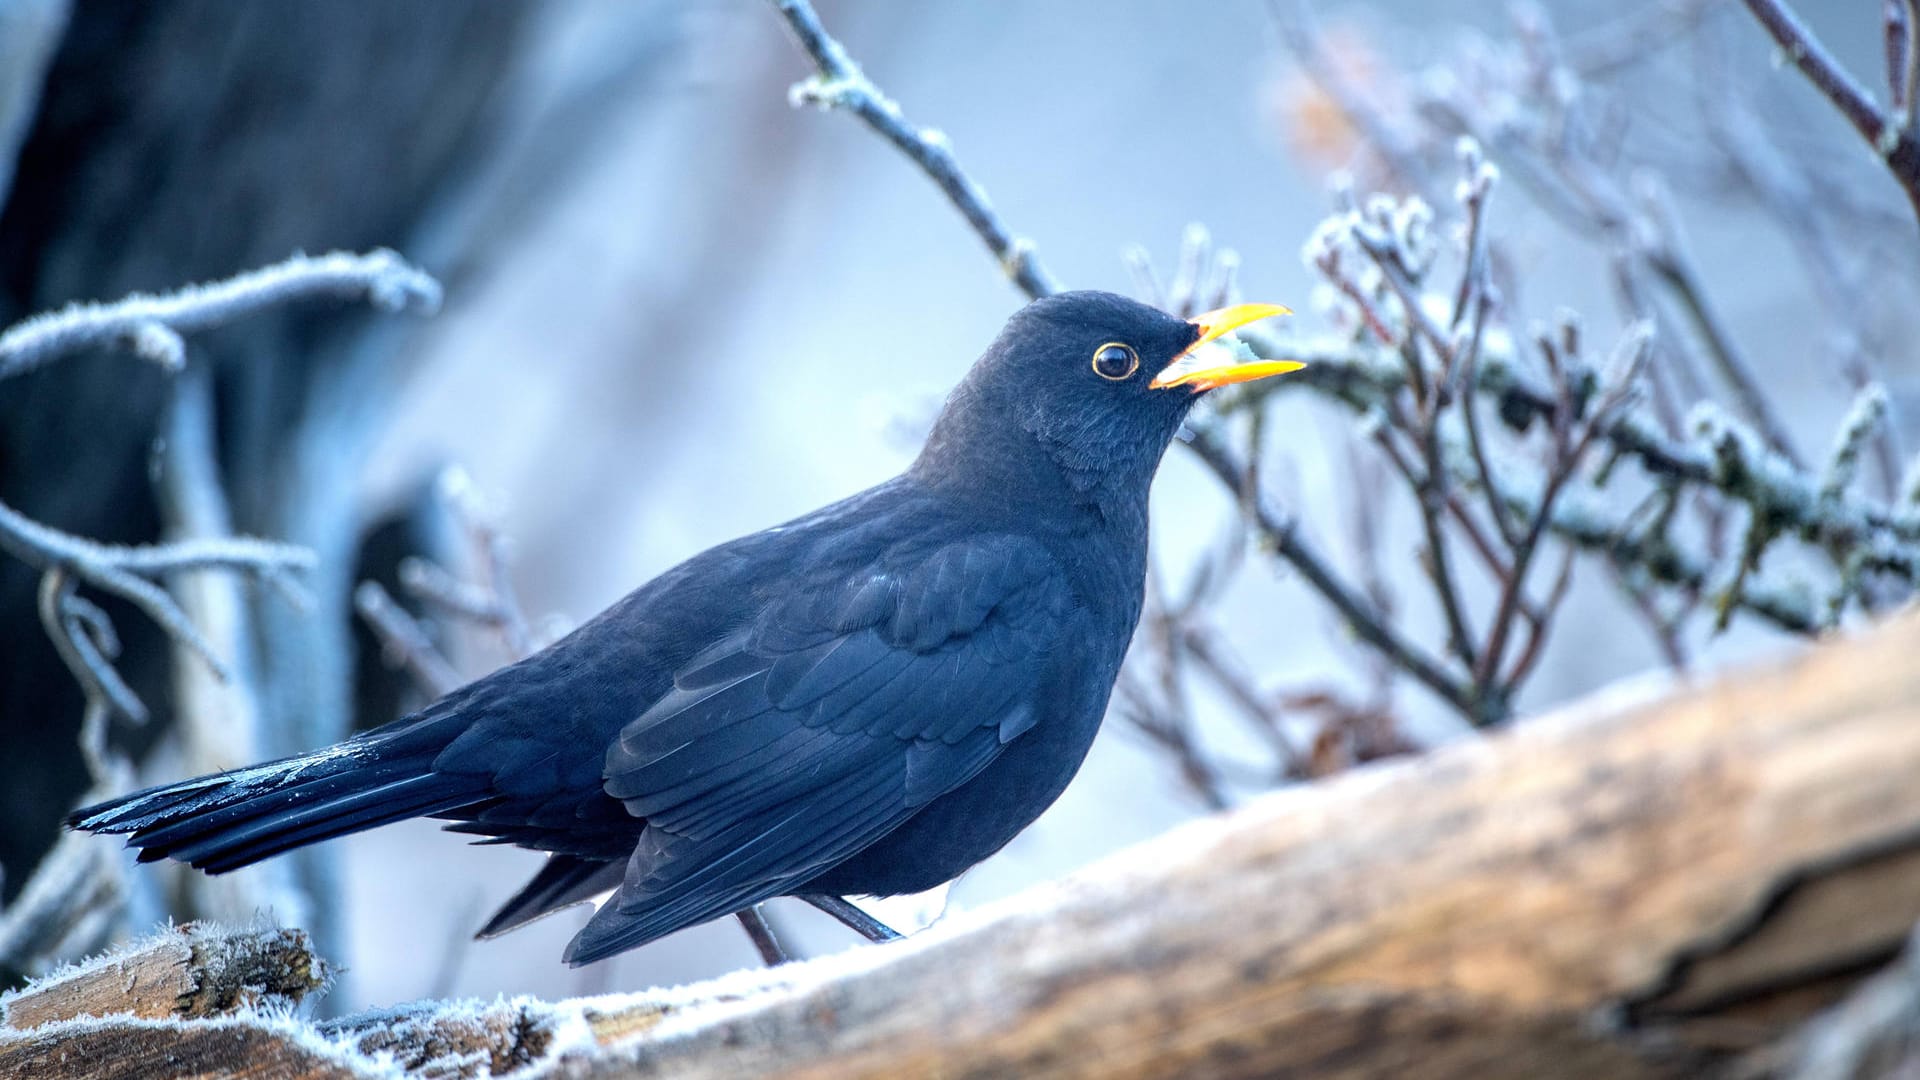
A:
9,611,1920,1078
0,922,341,1079
0,921,328,1030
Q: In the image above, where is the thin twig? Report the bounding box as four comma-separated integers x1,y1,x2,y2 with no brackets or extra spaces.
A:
354,581,463,697
771,0,1058,299
1180,626,1305,774
1369,416,1479,674
1890,0,1920,133
1504,540,1579,690
1459,291,1519,546
1636,183,1803,466
1741,0,1920,225
5,500,312,721
36,568,143,728
1615,564,1692,672
1185,427,1485,724
1448,138,1497,333
1478,353,1643,692
1114,625,1233,808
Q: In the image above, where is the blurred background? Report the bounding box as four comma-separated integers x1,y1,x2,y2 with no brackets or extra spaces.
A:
2,0,1915,1014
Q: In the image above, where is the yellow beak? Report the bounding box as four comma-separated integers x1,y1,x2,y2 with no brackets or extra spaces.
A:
1150,302,1303,391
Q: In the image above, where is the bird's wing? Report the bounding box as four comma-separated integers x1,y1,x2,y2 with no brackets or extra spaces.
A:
567,534,1070,963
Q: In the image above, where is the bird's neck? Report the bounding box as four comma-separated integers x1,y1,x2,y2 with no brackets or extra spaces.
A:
908,386,1161,536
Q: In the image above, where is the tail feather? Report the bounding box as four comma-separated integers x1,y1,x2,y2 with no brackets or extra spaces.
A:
175,774,475,873
69,720,483,875
116,759,416,856
72,775,227,832
477,855,623,939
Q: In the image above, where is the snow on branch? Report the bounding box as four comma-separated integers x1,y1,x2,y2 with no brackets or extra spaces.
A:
771,0,1059,300
0,248,441,381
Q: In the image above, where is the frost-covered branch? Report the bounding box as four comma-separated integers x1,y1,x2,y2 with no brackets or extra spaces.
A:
770,0,1059,300
1183,424,1482,723
1740,0,1920,226
1,498,312,724
1260,1,1920,672
0,248,440,382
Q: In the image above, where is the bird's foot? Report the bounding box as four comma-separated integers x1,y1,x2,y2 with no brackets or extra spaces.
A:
799,893,903,942
734,905,791,966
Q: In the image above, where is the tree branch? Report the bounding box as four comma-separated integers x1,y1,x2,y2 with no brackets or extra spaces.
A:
0,499,312,721
1185,427,1482,723
771,0,1059,300
0,248,440,382
1741,0,1920,226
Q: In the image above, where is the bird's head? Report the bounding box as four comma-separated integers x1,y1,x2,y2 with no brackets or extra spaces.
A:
913,290,1300,510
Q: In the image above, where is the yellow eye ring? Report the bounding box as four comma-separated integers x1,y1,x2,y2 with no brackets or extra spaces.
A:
1091,342,1139,381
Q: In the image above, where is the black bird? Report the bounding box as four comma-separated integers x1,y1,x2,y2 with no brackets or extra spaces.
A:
70,290,1298,966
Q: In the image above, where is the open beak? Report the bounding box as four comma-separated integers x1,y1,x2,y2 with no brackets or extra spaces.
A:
1150,302,1303,391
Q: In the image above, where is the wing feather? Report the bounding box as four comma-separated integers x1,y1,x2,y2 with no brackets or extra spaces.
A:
572,534,1074,962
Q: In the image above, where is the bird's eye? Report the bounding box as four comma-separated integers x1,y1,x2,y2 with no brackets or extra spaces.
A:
1091,342,1139,381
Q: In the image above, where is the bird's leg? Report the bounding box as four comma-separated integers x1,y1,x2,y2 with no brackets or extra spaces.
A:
734,905,790,966
799,894,903,942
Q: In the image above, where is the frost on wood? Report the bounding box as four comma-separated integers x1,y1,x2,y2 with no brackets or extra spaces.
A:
0,921,330,1030
0,921,794,1080
12,612,1920,1076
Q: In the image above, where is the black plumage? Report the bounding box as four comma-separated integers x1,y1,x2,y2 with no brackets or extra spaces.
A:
69,290,1297,966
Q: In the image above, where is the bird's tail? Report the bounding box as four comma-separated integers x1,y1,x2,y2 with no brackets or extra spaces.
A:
68,714,483,874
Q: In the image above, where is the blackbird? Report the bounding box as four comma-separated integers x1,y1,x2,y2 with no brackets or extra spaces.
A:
70,290,1298,966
